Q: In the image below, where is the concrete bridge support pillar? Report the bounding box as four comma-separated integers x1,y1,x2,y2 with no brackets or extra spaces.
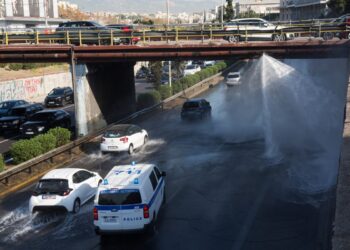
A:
71,62,136,136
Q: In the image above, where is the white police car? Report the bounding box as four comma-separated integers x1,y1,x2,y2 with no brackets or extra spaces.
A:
29,168,102,213
93,163,166,235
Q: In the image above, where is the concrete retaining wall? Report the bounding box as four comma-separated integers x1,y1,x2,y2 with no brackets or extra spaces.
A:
0,72,72,103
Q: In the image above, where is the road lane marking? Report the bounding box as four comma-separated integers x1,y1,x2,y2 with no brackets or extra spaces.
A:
0,135,21,144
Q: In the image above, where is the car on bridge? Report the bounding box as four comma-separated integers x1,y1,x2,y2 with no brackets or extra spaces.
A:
181,99,212,120
321,14,350,40
223,18,294,42
55,21,121,45
0,99,28,118
94,163,166,236
29,168,102,213
20,109,71,137
0,103,44,133
106,24,141,44
100,124,148,155
45,87,74,107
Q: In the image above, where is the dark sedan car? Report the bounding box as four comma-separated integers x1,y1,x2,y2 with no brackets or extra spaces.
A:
181,98,211,120
106,24,141,44
45,87,74,107
56,21,121,45
0,103,43,133
0,100,28,117
20,110,71,137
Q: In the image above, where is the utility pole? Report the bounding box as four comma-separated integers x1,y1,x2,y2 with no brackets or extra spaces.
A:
166,0,172,88
221,0,224,29
44,0,48,27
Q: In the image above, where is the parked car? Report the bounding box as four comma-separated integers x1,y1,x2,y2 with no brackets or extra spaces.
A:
181,98,212,120
20,109,71,137
0,100,28,118
0,103,44,133
29,168,102,213
223,18,294,42
45,87,74,107
184,64,201,76
226,72,241,86
203,60,216,67
100,124,148,154
106,24,141,44
55,21,121,45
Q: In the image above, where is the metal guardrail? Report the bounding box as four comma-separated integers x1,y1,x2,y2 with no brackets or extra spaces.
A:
0,102,163,185
0,22,349,45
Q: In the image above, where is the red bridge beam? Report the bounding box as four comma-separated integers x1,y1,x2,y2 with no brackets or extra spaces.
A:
0,40,349,63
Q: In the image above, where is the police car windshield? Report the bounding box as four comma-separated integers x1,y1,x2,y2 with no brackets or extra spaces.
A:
98,189,141,205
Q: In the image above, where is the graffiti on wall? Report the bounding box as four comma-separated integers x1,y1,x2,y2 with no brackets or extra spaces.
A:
0,72,72,103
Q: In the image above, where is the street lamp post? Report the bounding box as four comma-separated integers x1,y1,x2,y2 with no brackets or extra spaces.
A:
166,0,172,88
44,0,48,27
221,0,224,29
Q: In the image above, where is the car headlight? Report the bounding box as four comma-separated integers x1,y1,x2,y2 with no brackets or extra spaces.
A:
12,120,19,125
38,126,45,132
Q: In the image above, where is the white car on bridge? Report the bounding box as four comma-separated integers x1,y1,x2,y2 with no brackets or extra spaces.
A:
223,18,294,42
100,124,148,154
29,168,102,213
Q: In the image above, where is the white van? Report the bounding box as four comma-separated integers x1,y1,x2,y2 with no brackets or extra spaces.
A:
93,163,166,235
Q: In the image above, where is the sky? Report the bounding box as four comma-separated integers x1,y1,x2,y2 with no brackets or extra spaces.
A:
68,0,224,14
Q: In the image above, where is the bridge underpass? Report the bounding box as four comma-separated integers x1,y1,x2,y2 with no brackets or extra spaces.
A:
0,53,349,249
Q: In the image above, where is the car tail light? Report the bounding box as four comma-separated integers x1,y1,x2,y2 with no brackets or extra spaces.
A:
120,136,128,143
224,27,227,31
93,207,98,220
101,137,106,143
32,191,39,196
62,188,72,196
143,205,149,218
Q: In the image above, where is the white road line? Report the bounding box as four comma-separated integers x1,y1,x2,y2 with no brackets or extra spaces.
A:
0,135,21,144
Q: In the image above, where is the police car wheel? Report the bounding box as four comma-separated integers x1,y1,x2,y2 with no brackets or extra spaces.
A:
162,190,166,205
73,199,80,213
144,135,148,145
128,144,134,155
147,213,157,235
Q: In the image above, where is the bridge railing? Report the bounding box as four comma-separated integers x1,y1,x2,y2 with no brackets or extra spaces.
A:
0,21,348,45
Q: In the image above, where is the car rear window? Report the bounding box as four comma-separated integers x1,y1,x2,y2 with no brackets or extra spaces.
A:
35,179,69,194
98,189,142,205
186,65,196,70
228,74,240,79
103,129,127,138
183,102,199,108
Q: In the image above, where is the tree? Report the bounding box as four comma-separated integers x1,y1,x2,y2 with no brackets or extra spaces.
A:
149,61,162,89
328,0,348,16
224,0,234,21
173,61,186,78
237,10,261,19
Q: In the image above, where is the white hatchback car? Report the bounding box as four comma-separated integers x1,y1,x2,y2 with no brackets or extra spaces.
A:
29,168,102,213
226,72,241,86
184,64,201,76
100,124,148,154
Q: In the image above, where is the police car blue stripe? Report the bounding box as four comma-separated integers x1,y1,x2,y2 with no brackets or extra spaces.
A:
95,177,164,211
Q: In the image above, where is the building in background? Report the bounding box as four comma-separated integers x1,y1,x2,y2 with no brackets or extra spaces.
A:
235,0,280,17
279,0,328,20
0,0,65,30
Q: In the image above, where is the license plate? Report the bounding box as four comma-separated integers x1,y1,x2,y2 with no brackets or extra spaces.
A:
49,102,54,104
104,217,117,223
2,125,7,128
42,195,56,199
26,131,34,135
108,146,118,149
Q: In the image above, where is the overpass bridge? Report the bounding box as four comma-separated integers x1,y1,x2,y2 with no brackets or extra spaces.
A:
0,40,349,137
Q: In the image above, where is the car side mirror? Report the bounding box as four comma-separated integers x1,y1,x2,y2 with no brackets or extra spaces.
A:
263,23,268,27
162,171,166,177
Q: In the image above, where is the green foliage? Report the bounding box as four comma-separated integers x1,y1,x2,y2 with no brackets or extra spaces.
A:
6,63,60,71
149,61,162,89
224,0,234,21
236,10,262,19
158,85,172,100
328,0,348,16
10,139,43,164
33,134,57,152
172,82,183,94
137,91,161,109
8,63,24,71
0,154,4,172
47,127,71,147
